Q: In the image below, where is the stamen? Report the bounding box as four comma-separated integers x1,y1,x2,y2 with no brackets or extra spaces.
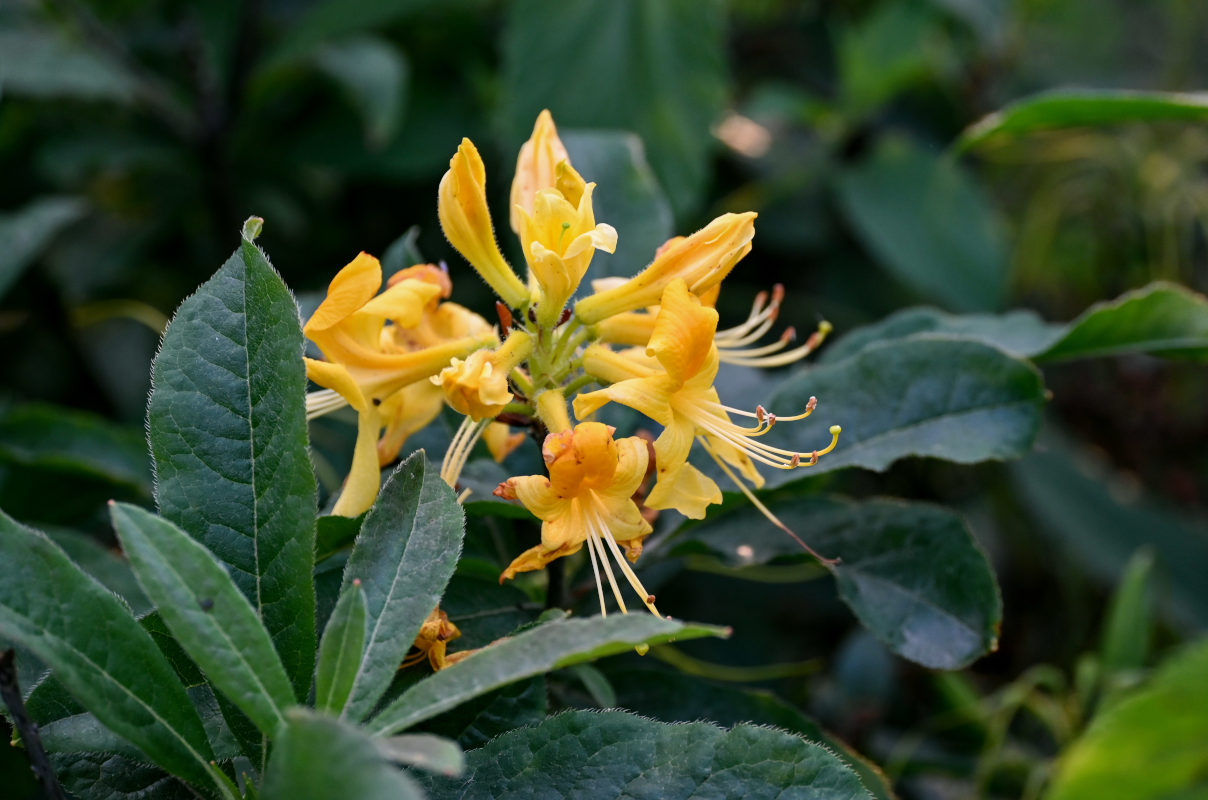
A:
699,438,838,566
590,501,660,617
440,416,490,488
583,523,609,618
306,389,349,420
585,520,628,614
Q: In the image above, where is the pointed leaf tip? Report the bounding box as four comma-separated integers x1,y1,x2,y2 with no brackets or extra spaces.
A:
242,216,264,242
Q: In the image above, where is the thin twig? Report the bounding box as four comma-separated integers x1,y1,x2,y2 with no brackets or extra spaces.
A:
0,650,67,800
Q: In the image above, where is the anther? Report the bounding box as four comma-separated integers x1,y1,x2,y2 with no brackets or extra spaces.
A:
527,307,537,324
771,284,785,304
755,405,766,423
496,301,513,330
781,326,797,342
789,453,801,468
371,397,382,406
808,450,819,466
558,308,573,325
646,594,656,604
806,396,817,414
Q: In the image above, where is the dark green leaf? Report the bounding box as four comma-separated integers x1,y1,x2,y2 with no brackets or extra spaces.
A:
110,503,297,737
501,0,727,217
266,0,437,66
1036,282,1208,362
0,197,87,300
39,711,147,761
368,615,727,736
957,89,1208,151
340,452,465,721
605,669,895,800
823,283,1208,365
148,235,317,697
315,513,363,561
0,511,214,788
315,580,368,714
821,307,1060,364
1046,639,1208,800
0,403,150,494
767,338,1045,484
50,752,195,800
836,138,1007,311
313,36,409,147
43,528,150,616
562,130,674,278
261,709,423,800
421,709,871,799
669,496,1001,669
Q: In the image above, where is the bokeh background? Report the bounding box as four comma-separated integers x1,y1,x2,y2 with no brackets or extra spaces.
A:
2,2,1206,798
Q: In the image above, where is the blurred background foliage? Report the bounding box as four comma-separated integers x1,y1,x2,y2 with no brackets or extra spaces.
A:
2,0,1207,798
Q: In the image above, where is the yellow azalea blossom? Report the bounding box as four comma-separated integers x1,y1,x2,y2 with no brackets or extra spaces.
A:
516,164,617,326
575,279,841,521
434,329,532,420
400,606,472,671
483,421,526,462
509,109,570,234
304,253,497,516
573,212,757,325
494,421,659,617
439,139,530,308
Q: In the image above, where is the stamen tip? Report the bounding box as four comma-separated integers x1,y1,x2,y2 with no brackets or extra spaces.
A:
829,425,842,435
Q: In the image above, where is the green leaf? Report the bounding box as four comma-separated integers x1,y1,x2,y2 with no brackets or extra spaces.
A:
368,615,728,736
501,0,727,217
340,451,465,721
266,0,437,66
823,283,1208,365
836,138,1007,311
821,307,1060,364
0,197,87,300
43,528,150,616
313,36,409,147
40,711,148,761
0,403,151,495
315,513,364,562
0,511,214,788
0,28,138,102
148,233,317,697
378,733,464,777
604,669,895,800
838,1,943,116
1010,439,1208,632
1046,639,1208,800
957,89,1208,152
1099,549,1155,675
669,496,1001,669
51,752,195,800
766,338,1044,484
315,579,368,714
421,709,872,799
562,130,674,278
1036,282,1208,362
110,502,297,737
261,709,423,800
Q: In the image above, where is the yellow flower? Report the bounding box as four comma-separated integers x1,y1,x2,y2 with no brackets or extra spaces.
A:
495,421,658,616
438,139,530,308
573,212,757,325
304,253,497,516
575,279,840,520
400,606,471,671
434,330,531,421
516,165,617,326
509,109,570,234
440,111,615,325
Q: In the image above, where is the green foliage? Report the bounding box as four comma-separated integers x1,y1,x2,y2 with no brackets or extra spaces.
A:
670,496,1000,669
421,709,873,799
314,580,368,714
147,230,318,697
769,338,1044,480
501,0,727,217
1046,639,1208,800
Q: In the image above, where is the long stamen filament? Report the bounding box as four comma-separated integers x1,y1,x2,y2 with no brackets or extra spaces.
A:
306,389,349,420
590,502,660,616
440,416,490,489
583,520,609,617
699,437,838,566
585,517,628,613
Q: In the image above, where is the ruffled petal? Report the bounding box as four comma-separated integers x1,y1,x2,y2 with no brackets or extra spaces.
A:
305,252,381,334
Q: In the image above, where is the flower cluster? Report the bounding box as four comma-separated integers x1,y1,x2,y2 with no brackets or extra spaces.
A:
305,110,840,628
